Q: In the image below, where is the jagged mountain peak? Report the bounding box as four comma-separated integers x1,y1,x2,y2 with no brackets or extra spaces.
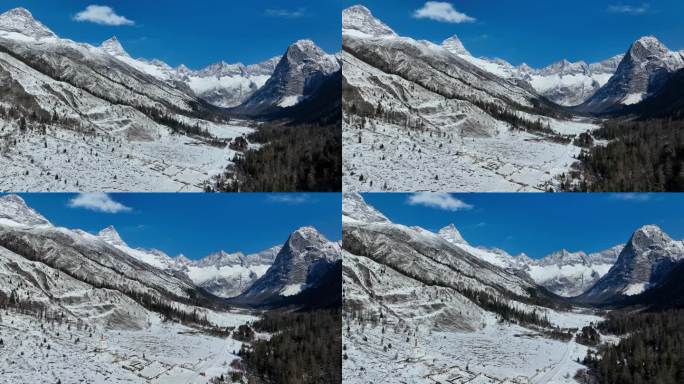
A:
287,226,329,250
438,224,467,245
197,60,246,77
538,248,590,267
342,193,389,223
631,35,668,53
97,225,127,247
627,224,673,250
442,35,470,56
236,226,340,303
100,36,129,57
284,39,330,63
0,194,52,227
0,7,56,39
196,250,246,268
342,5,396,37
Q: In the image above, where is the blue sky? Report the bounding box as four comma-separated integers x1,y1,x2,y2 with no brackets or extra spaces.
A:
8,193,341,260
2,0,342,68
347,0,684,67
362,193,684,258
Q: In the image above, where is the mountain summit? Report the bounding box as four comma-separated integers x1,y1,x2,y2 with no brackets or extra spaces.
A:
0,7,56,39
579,36,684,112
0,194,51,226
442,35,470,56
100,36,129,57
236,226,340,304
579,225,684,302
238,39,339,113
438,224,468,245
342,5,396,37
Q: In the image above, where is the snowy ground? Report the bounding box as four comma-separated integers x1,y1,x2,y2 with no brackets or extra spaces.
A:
0,310,258,383
343,309,601,384
0,120,255,192
343,117,596,192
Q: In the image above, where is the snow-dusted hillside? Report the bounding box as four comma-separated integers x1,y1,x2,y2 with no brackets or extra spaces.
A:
0,7,263,191
96,225,281,298
342,5,599,192
0,194,338,383
440,34,623,107
434,220,622,297
100,35,281,108
342,193,604,383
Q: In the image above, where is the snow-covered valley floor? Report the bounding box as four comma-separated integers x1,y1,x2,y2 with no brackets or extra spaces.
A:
343,117,598,192
343,309,602,384
0,310,258,383
0,120,254,192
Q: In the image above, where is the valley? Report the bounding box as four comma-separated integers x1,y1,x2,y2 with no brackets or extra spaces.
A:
0,194,342,383
342,193,684,383
342,5,684,192
0,7,341,192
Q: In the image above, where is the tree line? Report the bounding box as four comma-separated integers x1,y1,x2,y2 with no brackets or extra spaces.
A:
213,122,341,192
580,310,683,384
563,118,684,192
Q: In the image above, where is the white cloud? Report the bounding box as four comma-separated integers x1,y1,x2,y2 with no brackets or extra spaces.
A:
608,4,650,15
413,2,475,23
68,193,132,213
74,5,134,26
407,192,473,211
610,193,652,202
266,194,310,204
265,8,307,18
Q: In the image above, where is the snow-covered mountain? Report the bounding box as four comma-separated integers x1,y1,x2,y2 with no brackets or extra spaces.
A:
99,36,281,109
236,39,340,114
0,7,264,192
439,34,623,107
433,217,622,297
579,36,684,113
0,7,55,39
0,195,222,330
185,58,280,108
343,194,551,331
0,194,51,226
342,5,599,192
236,226,341,304
95,225,280,298
579,225,684,303
181,247,280,298
525,246,622,297
341,194,617,383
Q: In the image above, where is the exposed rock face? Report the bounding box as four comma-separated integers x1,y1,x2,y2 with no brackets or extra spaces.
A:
442,35,470,56
579,225,684,303
238,39,340,114
0,195,51,226
0,7,56,39
579,36,684,112
236,227,341,304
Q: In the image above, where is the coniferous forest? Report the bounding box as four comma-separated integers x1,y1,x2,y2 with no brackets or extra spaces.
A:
580,310,684,384
214,122,341,192
564,119,684,192
237,309,341,384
